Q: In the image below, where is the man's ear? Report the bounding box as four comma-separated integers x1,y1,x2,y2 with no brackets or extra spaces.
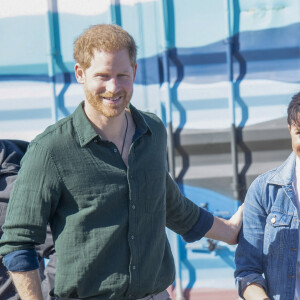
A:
75,63,85,84
133,63,137,81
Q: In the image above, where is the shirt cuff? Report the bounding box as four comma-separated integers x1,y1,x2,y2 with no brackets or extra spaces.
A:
182,207,214,242
235,273,267,298
3,249,39,272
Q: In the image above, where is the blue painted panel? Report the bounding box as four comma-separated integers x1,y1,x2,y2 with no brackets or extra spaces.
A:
179,184,236,217
0,108,51,121
120,1,162,58
1,22,300,85
171,94,291,112
56,13,112,63
173,0,227,47
0,16,48,66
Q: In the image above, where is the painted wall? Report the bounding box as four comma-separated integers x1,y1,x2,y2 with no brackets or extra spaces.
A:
1,0,300,140
0,0,299,295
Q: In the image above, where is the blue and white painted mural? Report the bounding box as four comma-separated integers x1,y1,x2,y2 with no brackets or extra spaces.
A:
0,0,299,298
1,0,299,137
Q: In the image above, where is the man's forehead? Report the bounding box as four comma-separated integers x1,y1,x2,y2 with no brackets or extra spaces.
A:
92,47,128,56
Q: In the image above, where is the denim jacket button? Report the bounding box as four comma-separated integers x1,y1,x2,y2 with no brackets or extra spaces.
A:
271,217,276,224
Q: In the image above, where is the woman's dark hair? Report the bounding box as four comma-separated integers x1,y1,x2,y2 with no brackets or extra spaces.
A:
287,92,300,126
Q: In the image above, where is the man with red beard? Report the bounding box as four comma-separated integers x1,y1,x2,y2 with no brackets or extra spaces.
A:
0,25,243,300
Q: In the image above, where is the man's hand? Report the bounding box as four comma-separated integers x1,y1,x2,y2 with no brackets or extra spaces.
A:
205,203,244,245
9,269,43,300
227,203,244,244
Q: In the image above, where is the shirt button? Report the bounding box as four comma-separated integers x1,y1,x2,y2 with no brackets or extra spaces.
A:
132,204,135,210
130,175,133,179
93,139,98,143
132,266,136,270
131,235,135,240
113,148,118,153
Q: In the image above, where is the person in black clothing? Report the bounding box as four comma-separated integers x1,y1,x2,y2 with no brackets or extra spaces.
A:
0,140,55,300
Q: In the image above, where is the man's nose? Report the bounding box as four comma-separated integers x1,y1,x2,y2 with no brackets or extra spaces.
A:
106,78,119,93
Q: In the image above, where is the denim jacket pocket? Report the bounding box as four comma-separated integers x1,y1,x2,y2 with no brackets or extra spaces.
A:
266,211,293,227
265,210,293,256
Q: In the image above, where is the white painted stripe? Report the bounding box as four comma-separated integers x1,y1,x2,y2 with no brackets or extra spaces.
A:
177,80,300,100
0,0,47,18
120,0,156,5
1,80,298,103
56,0,110,15
0,82,113,103
0,129,43,142
0,119,53,141
0,0,157,19
0,0,111,18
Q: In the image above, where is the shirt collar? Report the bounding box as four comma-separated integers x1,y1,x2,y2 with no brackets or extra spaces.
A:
267,152,296,186
129,103,152,138
73,102,98,147
73,102,152,147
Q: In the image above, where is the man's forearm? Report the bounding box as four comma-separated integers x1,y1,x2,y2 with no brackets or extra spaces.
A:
205,204,243,245
243,283,270,300
9,269,43,300
205,216,237,244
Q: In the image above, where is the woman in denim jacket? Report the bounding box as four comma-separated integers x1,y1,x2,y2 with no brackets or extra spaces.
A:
235,93,300,300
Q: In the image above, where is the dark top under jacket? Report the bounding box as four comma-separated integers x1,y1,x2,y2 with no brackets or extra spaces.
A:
0,139,27,300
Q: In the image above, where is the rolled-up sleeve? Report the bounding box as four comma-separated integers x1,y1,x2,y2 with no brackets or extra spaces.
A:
182,208,214,242
3,249,39,272
235,273,267,297
234,175,267,297
165,172,203,236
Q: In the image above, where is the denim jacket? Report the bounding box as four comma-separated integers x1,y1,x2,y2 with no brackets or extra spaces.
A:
235,152,299,300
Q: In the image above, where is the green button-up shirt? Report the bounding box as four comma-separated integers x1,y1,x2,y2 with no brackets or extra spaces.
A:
0,103,200,299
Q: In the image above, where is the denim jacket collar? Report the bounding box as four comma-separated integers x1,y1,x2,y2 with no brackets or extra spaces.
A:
267,152,296,186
